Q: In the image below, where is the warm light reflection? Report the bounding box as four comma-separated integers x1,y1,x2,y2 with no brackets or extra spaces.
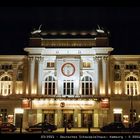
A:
113,108,122,114
26,88,28,94
108,88,111,95
14,108,24,114
100,88,105,95
123,115,128,123
31,88,37,94
32,99,96,109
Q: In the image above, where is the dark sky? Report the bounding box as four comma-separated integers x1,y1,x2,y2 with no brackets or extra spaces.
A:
0,7,140,55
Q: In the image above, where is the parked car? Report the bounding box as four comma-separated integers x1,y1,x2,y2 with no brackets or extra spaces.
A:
0,122,17,132
25,122,57,132
100,122,126,132
131,121,140,131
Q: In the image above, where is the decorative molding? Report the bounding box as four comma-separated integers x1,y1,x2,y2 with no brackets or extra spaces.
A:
35,57,44,63
41,39,96,47
28,57,35,62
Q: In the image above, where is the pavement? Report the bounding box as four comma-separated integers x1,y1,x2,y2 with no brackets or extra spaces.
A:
1,127,100,134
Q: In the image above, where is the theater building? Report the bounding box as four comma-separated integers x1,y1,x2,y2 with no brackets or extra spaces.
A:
0,28,140,129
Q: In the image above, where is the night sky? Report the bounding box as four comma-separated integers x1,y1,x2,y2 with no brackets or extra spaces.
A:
0,7,140,55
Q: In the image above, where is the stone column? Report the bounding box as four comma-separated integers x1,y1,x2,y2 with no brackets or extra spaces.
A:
77,111,81,127
102,56,109,96
94,109,99,128
94,56,102,96
110,62,114,95
120,63,125,95
28,57,35,95
24,59,28,95
12,63,17,95
37,57,43,95
73,109,78,127
57,110,63,128
37,109,42,123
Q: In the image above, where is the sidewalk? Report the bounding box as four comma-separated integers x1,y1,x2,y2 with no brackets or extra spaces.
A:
15,127,100,133
54,127,100,133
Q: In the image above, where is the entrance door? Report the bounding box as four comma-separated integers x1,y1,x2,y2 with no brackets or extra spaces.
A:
114,114,122,122
15,114,23,128
63,114,73,127
82,113,93,127
44,114,54,124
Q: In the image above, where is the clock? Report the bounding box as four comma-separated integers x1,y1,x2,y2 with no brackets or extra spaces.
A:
61,63,75,77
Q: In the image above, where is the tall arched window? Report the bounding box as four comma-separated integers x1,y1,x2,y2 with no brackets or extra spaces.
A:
45,76,55,95
0,75,13,96
125,75,139,96
81,76,93,95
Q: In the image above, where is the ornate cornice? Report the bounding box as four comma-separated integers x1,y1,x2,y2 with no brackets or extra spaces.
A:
41,39,96,47
29,37,109,47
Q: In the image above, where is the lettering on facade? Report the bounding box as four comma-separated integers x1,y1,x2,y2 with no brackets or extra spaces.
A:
32,99,97,109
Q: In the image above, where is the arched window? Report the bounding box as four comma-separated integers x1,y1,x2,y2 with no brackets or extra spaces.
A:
0,75,13,96
125,75,139,96
63,80,74,95
81,76,93,95
45,76,55,95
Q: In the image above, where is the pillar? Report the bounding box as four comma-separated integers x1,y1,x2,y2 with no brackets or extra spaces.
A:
37,57,43,95
121,64,125,95
73,109,78,127
94,56,102,96
102,56,109,95
94,109,98,128
28,57,35,95
77,112,81,127
12,63,17,94
37,109,42,123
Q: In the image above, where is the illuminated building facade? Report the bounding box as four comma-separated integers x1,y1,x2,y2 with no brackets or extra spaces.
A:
0,28,139,129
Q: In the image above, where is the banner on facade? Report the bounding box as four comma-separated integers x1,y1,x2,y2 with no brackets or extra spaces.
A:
22,99,31,109
31,99,98,109
100,98,110,108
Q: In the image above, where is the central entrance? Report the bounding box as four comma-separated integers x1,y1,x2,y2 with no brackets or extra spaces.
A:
62,110,74,127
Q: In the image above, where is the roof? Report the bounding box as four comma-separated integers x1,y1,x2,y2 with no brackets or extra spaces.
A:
29,27,110,48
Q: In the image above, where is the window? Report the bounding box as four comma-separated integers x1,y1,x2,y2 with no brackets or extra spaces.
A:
17,72,23,81
0,109,7,122
45,76,55,95
81,76,93,95
83,62,91,68
0,64,12,70
125,75,139,96
114,65,120,70
114,72,121,81
0,76,13,96
47,62,55,68
63,80,74,95
126,64,137,70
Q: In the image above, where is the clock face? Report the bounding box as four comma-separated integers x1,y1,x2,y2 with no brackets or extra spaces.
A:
61,63,75,77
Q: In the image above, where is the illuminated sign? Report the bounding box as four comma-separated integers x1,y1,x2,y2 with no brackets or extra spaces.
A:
32,99,97,109
113,108,122,114
15,108,24,114
21,99,31,109
100,98,110,108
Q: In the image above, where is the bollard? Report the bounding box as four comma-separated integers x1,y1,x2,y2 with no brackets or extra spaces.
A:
20,117,22,133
